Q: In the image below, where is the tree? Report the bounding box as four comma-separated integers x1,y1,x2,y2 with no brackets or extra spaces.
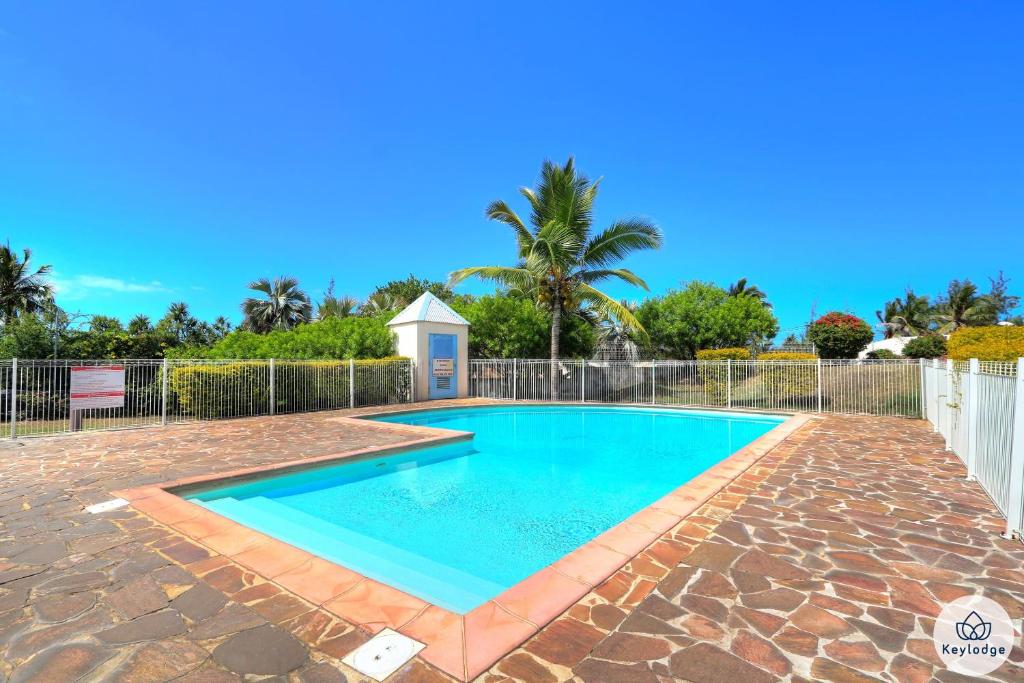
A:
986,271,1020,322
0,314,52,358
449,294,595,359
876,290,930,338
450,157,661,396
727,278,770,307
931,280,996,333
127,314,153,335
0,243,53,324
241,277,312,333
361,275,454,315
89,315,124,334
317,279,358,320
635,282,779,359
212,316,233,338
806,312,873,359
452,295,549,358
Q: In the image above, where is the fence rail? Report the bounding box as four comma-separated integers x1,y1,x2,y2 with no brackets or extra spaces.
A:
470,358,922,417
0,358,414,438
923,358,1024,539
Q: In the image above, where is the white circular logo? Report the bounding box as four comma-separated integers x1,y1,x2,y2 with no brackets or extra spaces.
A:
934,595,1015,675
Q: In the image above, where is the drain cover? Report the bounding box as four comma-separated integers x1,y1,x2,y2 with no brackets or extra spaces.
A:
85,498,129,514
342,628,425,681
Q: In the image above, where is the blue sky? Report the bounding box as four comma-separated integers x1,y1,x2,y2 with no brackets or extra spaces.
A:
2,1,1022,340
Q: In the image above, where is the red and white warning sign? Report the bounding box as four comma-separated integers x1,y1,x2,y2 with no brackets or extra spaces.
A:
70,366,126,410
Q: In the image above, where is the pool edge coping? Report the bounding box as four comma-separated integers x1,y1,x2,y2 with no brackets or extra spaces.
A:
115,404,815,682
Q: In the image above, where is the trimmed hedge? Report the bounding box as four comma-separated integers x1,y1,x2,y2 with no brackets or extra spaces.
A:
169,358,410,418
696,347,751,360
756,353,817,397
866,349,898,359
948,326,1024,361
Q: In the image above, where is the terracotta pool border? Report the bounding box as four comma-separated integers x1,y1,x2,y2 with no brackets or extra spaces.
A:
115,405,814,681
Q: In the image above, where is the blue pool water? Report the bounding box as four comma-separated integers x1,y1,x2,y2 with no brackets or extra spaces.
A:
185,405,784,612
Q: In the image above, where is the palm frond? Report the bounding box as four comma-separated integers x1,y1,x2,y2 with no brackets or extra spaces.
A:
575,283,649,341
582,219,662,268
448,266,535,293
577,268,650,290
485,200,533,257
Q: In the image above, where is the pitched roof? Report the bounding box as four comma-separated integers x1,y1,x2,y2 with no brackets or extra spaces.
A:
387,291,470,326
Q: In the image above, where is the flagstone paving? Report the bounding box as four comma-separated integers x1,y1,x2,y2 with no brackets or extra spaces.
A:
0,403,1021,682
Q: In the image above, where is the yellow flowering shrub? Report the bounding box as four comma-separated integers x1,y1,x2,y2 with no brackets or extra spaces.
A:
948,326,1024,361
695,347,751,360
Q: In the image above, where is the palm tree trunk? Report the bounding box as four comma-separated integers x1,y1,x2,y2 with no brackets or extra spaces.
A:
550,299,561,401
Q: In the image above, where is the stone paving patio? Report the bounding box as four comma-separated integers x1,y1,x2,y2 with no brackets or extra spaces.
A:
1,402,1022,682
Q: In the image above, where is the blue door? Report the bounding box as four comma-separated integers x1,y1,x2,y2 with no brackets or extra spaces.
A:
428,333,457,399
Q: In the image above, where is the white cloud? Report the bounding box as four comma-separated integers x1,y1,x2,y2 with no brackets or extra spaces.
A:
52,273,169,301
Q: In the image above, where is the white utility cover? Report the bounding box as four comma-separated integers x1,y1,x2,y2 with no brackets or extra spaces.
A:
85,498,129,514
341,628,425,681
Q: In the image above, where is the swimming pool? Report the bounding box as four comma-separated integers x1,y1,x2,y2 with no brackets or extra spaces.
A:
185,405,784,612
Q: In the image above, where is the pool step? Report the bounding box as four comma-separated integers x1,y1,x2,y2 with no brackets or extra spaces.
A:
200,495,504,613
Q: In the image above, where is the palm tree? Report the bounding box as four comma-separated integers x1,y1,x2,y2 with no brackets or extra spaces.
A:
317,279,359,320
361,292,407,316
241,277,312,332
450,157,662,397
727,278,770,306
0,243,53,324
876,290,930,338
931,280,995,334
212,316,233,338
593,300,644,361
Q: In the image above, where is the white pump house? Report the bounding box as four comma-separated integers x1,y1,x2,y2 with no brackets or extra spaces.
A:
387,292,470,401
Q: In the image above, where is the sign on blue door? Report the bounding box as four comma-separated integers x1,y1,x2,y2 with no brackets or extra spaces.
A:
428,333,457,399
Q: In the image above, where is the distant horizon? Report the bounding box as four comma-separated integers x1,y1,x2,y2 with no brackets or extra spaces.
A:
4,2,1021,341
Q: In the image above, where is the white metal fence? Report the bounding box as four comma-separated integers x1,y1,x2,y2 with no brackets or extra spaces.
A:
922,358,1024,539
0,358,414,438
469,359,923,417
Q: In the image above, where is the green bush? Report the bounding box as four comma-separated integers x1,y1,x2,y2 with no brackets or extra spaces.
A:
866,349,898,359
806,312,873,359
696,347,751,360
172,317,397,360
947,326,1024,361
169,362,270,418
169,358,411,418
903,335,947,359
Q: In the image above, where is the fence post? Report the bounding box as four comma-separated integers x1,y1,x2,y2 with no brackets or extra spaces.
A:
965,358,980,480
944,358,954,450
9,358,16,439
932,359,940,432
268,358,276,416
919,358,927,420
1003,357,1024,539
581,361,586,403
651,362,656,404
726,360,732,409
409,359,415,403
349,359,355,408
512,360,517,401
816,358,823,413
161,358,168,426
